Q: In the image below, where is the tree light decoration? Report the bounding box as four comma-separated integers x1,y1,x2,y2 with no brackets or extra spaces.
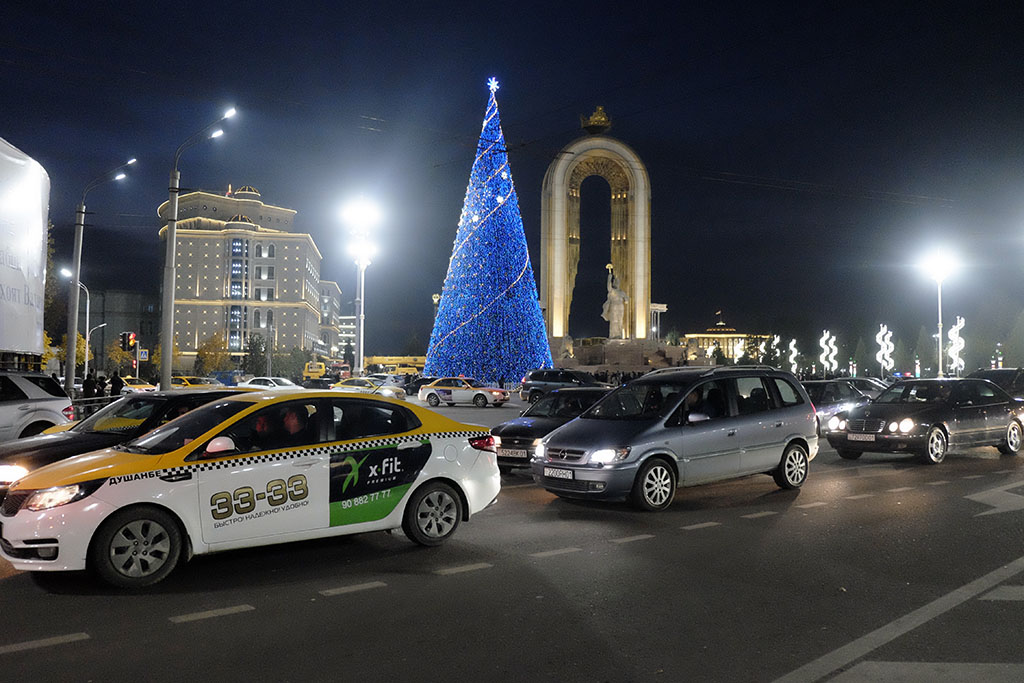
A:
425,79,552,383
875,324,894,375
819,330,838,374
947,316,966,376
734,339,745,362
788,339,799,374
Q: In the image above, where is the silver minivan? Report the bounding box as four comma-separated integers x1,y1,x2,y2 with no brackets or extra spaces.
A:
532,366,818,511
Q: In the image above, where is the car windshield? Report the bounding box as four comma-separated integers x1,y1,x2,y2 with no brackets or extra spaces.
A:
123,400,250,454
467,379,488,388
569,371,598,383
272,377,295,386
526,393,600,418
74,396,162,435
875,381,951,404
585,382,688,420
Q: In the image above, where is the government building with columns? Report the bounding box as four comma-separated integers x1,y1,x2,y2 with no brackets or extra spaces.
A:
157,185,340,370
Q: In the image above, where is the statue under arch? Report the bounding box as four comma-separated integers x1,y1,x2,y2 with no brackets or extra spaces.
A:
540,108,651,348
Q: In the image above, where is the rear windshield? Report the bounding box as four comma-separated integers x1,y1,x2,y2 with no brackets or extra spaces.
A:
585,382,688,420
123,400,250,454
22,375,68,398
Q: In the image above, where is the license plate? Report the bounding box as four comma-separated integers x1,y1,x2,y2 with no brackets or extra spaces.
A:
848,433,875,442
544,467,574,480
499,448,529,459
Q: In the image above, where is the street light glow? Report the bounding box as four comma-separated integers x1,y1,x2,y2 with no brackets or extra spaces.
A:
920,248,959,284
210,129,224,139
342,197,383,230
126,158,137,165
114,172,126,180
60,267,72,278
223,107,237,119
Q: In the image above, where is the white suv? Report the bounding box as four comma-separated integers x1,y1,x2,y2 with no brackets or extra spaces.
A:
0,372,74,443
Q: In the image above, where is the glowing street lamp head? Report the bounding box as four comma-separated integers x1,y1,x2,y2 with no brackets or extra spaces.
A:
342,197,383,231
126,158,137,165
348,237,376,267
210,129,224,139
60,267,72,278
114,172,126,181
223,107,237,119
920,248,959,284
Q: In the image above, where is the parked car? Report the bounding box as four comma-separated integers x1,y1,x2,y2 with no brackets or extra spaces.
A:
801,379,873,435
301,378,335,390
491,387,610,471
0,371,74,444
0,389,246,501
120,377,157,394
0,391,499,587
846,376,889,399
403,375,439,396
237,376,300,390
331,377,406,401
170,376,223,389
968,368,1024,399
533,366,818,511
519,368,613,403
418,377,510,408
825,378,1024,464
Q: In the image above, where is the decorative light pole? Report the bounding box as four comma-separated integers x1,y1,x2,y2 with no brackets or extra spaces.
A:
160,107,236,390
343,197,381,376
920,249,958,378
65,158,135,393
60,268,107,380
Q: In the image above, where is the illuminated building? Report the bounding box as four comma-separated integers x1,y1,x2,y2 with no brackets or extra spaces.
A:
684,317,771,363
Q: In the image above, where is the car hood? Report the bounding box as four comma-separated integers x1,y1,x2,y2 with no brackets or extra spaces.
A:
544,416,656,451
491,416,569,439
0,430,126,471
10,447,162,490
845,402,944,421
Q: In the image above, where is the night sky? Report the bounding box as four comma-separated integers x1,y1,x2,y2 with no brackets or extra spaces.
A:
4,3,1024,365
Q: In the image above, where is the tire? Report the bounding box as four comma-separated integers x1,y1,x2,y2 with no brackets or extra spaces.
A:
89,506,182,588
446,403,455,407
426,393,440,407
921,426,947,464
473,394,487,408
997,419,1022,455
19,422,52,438
773,443,809,489
529,391,543,404
836,448,862,460
402,482,461,546
629,458,676,511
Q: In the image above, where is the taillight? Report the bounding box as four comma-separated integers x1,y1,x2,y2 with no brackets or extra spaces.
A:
62,405,76,420
468,435,496,453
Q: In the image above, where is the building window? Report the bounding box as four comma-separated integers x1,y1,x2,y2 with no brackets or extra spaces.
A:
229,330,240,350
255,242,263,258
267,266,275,279
254,310,262,328
230,305,242,327
230,283,242,299
231,259,243,277
266,288,275,301
231,239,243,256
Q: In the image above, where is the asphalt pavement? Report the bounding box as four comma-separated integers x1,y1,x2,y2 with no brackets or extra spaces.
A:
2,397,1024,682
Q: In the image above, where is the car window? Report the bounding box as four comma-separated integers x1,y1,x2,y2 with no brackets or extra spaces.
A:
588,382,688,420
772,378,804,407
330,398,419,440
571,371,598,384
526,392,597,418
876,382,948,404
22,375,67,398
77,396,159,434
974,381,998,402
216,400,322,454
736,377,772,415
835,381,860,400
667,380,728,425
467,379,487,388
128,400,250,455
0,376,27,402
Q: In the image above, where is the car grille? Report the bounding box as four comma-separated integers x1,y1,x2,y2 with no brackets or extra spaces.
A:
848,419,885,433
498,436,536,449
545,448,585,462
1,491,30,517
542,477,591,491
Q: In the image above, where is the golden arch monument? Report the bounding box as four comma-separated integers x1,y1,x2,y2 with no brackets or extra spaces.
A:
540,108,651,348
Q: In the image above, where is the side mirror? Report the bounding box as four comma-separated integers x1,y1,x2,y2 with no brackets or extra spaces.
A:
687,412,710,424
205,436,236,456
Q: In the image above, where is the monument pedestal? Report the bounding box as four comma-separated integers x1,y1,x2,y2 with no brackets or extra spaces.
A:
550,337,696,376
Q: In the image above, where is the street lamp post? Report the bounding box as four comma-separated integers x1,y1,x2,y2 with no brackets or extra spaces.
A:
61,269,106,379
342,198,381,376
64,159,135,394
160,108,236,390
921,249,958,378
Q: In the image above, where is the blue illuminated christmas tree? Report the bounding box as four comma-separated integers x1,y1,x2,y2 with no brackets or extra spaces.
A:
425,78,552,384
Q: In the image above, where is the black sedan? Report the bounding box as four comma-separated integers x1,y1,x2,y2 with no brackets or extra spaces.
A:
491,387,609,471
825,378,1024,464
0,389,245,499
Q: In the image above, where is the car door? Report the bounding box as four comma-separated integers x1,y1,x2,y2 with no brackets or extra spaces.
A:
975,380,1013,443
732,376,782,474
197,398,330,545
667,380,741,484
948,382,987,445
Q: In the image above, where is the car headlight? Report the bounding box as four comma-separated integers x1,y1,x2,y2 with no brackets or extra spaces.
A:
590,446,631,464
24,479,106,511
532,438,543,446
0,464,29,485
492,435,502,447
535,443,545,460
899,418,915,433
828,416,841,431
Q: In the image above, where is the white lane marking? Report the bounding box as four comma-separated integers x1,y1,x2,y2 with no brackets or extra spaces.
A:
169,604,255,624
965,480,1024,517
962,474,985,479
994,469,1016,474
0,633,90,655
434,562,493,575
320,581,387,596
796,502,828,509
741,511,778,519
682,522,722,530
772,554,1024,683
610,534,655,543
926,480,951,486
530,547,582,558
829,661,1024,681
845,494,874,500
887,486,914,493
980,585,1024,601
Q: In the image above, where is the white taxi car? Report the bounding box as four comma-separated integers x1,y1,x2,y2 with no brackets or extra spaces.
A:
0,391,499,587
417,377,510,408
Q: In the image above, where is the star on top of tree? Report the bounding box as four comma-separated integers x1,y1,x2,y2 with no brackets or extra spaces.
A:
487,77,500,93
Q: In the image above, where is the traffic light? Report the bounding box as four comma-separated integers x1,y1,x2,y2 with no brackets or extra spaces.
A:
128,332,137,348
120,332,130,351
